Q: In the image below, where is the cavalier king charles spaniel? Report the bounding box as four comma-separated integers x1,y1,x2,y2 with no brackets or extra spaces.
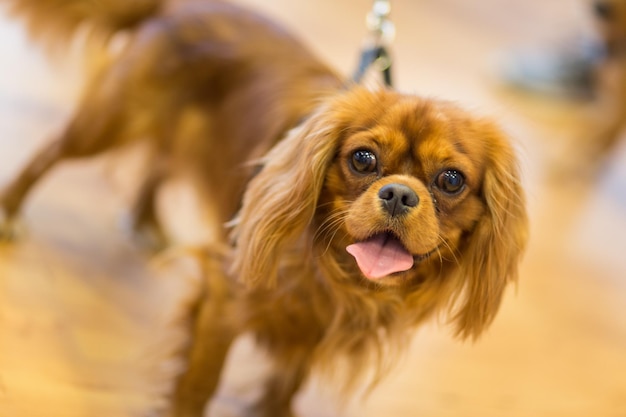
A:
1,1,528,416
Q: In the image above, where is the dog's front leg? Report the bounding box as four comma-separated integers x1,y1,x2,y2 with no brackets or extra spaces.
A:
245,346,314,417
168,255,237,417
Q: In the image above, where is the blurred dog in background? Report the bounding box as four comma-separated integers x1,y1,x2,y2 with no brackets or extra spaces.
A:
585,0,626,164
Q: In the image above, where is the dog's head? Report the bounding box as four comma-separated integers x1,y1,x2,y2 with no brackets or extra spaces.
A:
231,87,527,339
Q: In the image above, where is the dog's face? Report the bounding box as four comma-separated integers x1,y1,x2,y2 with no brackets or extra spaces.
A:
233,87,527,338
320,97,491,287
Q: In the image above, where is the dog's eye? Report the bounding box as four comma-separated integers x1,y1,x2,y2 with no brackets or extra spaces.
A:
436,169,465,194
351,150,377,173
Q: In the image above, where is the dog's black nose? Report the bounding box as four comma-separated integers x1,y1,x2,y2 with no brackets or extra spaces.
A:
378,183,419,216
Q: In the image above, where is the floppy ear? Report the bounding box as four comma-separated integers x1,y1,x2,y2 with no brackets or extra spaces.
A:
230,103,342,287
452,127,528,340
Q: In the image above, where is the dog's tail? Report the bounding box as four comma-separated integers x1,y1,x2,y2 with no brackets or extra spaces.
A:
3,0,165,48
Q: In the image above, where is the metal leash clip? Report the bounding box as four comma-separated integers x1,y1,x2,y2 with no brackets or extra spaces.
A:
353,0,395,86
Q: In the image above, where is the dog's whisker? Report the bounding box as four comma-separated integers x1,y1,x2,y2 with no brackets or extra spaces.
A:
320,225,349,258
314,209,349,244
436,235,460,266
313,204,350,234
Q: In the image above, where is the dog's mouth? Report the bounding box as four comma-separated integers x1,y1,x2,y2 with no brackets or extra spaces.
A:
346,232,424,280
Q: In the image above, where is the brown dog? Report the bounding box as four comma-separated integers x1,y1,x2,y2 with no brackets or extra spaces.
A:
1,1,528,416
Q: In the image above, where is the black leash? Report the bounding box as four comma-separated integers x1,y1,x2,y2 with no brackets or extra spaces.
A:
353,0,395,87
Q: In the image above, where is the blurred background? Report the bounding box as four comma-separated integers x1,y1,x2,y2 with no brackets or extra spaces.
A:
0,0,625,416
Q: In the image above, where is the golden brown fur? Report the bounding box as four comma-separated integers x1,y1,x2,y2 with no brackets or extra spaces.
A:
0,1,528,416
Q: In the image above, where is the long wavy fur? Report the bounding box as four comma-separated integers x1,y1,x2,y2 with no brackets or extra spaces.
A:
230,99,342,287
448,121,528,340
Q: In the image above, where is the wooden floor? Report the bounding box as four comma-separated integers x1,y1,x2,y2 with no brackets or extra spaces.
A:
1,1,625,416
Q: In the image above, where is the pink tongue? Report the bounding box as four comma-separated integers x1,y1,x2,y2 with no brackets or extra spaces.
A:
346,234,414,279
